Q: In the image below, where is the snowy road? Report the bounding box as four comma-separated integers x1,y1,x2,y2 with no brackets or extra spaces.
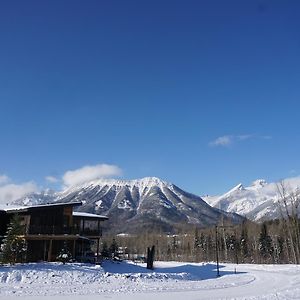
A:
1,261,300,299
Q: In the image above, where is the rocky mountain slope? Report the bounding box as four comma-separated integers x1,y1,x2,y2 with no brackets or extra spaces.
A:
204,177,300,221
14,177,243,233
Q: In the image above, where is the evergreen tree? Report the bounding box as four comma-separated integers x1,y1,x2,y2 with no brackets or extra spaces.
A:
225,233,238,263
172,235,178,251
101,241,110,258
1,214,26,264
194,228,200,250
166,245,171,259
109,238,119,259
258,223,274,263
198,232,207,260
240,225,249,263
273,235,285,263
57,241,72,264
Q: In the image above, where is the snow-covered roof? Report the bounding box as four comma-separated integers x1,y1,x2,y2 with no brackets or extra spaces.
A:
73,212,108,220
0,204,27,212
0,202,108,220
0,202,82,213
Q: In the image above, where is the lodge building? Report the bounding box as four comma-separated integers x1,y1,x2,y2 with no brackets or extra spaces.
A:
0,202,108,262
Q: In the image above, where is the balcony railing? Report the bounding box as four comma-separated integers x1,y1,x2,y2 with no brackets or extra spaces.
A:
26,225,102,236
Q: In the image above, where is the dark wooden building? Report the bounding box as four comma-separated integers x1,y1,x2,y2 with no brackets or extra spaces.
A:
0,202,108,262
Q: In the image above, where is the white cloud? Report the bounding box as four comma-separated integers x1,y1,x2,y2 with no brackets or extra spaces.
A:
0,174,10,185
45,176,59,183
62,164,122,187
237,134,253,141
210,134,271,147
0,181,38,205
210,135,233,147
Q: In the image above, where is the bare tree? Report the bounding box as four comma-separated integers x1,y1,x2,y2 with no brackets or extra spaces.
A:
276,180,299,263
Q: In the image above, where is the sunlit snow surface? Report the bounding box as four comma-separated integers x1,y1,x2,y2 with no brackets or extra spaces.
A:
1,261,300,299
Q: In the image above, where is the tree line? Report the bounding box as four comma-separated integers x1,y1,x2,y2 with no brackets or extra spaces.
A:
103,218,300,264
103,182,300,264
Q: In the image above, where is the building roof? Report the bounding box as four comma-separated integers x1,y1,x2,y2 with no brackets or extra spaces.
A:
0,202,108,220
0,204,26,212
0,202,82,213
72,211,108,220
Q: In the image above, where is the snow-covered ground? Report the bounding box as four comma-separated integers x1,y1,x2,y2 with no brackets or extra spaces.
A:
1,260,300,299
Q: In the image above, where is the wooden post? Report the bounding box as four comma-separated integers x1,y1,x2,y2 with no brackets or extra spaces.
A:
147,245,155,269
43,240,47,261
48,239,53,262
72,239,76,259
215,226,220,277
147,247,150,269
98,220,101,236
96,238,100,262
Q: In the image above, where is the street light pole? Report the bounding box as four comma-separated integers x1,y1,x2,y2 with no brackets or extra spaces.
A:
215,225,220,277
215,225,238,277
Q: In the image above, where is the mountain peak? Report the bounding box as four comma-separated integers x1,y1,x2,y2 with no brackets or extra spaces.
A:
222,183,244,197
204,176,300,222
250,179,267,188
94,176,169,187
64,176,171,193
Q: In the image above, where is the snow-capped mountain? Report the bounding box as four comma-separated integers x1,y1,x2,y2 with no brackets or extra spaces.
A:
18,189,57,206
14,177,243,233
204,177,300,221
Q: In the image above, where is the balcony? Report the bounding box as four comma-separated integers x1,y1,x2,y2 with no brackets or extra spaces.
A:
27,225,102,237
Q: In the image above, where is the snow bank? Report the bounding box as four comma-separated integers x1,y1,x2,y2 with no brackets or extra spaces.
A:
1,261,300,299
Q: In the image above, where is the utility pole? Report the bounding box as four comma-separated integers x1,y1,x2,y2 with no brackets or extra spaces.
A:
234,228,239,266
215,226,220,277
215,225,238,277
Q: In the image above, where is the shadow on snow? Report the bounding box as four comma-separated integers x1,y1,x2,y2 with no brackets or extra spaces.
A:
102,261,246,281
0,261,246,281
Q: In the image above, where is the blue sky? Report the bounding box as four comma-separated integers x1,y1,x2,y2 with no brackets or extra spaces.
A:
0,0,300,199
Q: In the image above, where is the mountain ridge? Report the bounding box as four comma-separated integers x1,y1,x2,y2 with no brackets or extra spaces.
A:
14,177,243,233
204,176,300,221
